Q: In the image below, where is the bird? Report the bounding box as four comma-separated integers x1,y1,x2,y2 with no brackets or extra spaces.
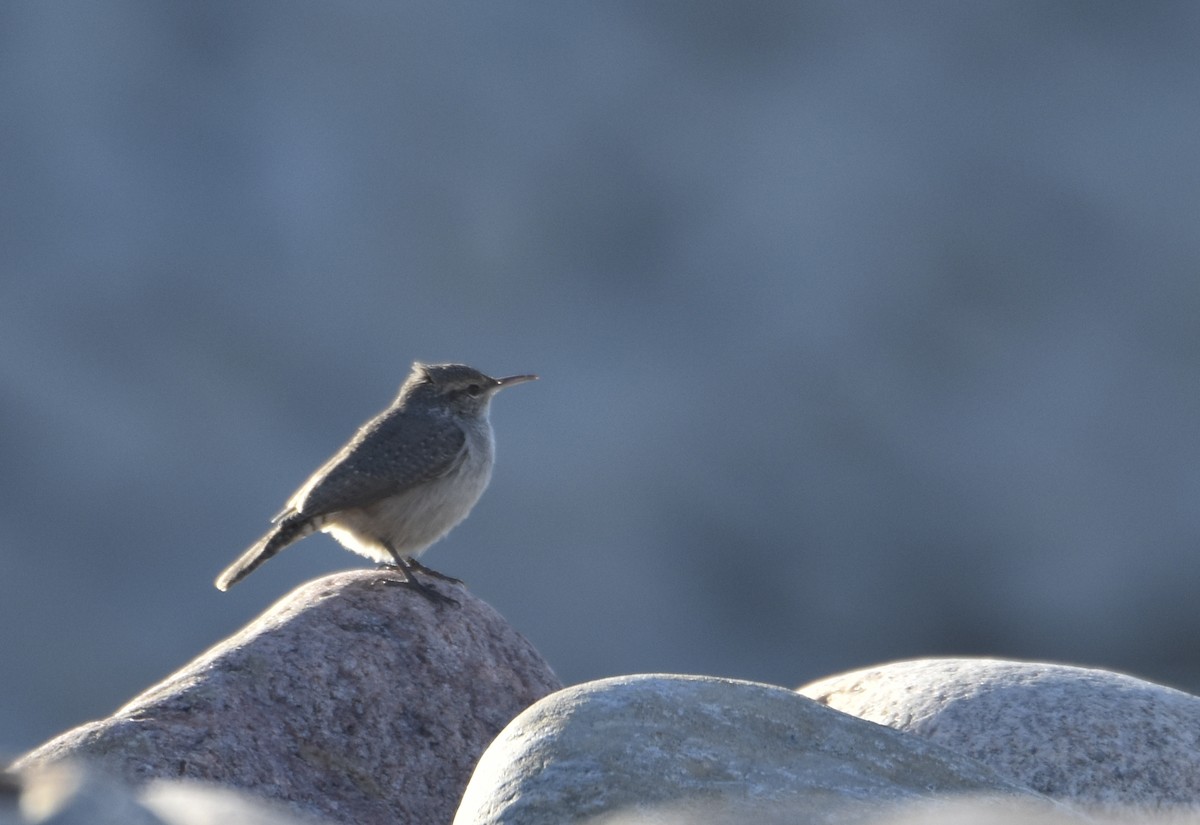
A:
214,362,536,600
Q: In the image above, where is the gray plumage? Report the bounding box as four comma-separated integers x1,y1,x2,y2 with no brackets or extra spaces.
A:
215,362,536,593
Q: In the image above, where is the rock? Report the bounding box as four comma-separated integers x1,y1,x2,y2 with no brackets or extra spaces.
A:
800,657,1200,810
7,763,165,825
453,674,1069,825
5,761,333,824
862,796,1108,825
14,571,562,825
139,776,332,824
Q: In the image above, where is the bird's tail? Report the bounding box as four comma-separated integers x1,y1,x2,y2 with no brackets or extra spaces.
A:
214,517,315,591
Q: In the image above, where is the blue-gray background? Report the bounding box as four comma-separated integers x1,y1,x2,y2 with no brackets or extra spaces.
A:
4,2,1200,752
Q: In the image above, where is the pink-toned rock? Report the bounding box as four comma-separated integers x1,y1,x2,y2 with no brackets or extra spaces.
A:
15,571,561,825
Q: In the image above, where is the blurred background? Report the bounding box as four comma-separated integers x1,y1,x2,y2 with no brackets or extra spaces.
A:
4,1,1200,752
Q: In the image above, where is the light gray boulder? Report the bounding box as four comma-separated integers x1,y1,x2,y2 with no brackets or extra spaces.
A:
14,571,562,825
2,763,165,825
139,776,334,825
800,658,1200,811
6,761,331,825
453,673,1072,825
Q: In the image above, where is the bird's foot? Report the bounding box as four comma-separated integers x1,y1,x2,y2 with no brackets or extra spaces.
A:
377,561,461,606
402,557,464,586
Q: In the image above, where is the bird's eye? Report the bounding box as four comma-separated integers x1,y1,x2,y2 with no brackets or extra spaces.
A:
466,383,482,397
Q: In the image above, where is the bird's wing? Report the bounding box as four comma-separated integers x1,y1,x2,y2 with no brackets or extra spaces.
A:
275,411,468,522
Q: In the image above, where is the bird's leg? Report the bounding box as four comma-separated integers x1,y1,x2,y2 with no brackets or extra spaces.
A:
380,543,460,606
403,556,464,586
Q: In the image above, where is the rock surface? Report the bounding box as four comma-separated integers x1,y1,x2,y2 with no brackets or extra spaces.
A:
4,763,165,825
800,658,1200,811
6,761,330,825
453,673,1068,825
14,571,562,825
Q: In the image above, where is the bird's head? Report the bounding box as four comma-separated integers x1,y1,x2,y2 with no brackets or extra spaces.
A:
402,362,537,416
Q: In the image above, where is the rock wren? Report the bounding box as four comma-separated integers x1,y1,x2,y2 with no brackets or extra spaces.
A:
215,362,536,597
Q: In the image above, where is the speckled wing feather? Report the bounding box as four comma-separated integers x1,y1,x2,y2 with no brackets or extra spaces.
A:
278,408,468,522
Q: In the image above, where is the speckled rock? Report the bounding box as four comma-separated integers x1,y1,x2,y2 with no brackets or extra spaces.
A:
453,674,1069,825
14,571,562,825
800,658,1200,811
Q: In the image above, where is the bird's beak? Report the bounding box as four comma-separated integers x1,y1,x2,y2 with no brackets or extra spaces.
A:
495,374,538,389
